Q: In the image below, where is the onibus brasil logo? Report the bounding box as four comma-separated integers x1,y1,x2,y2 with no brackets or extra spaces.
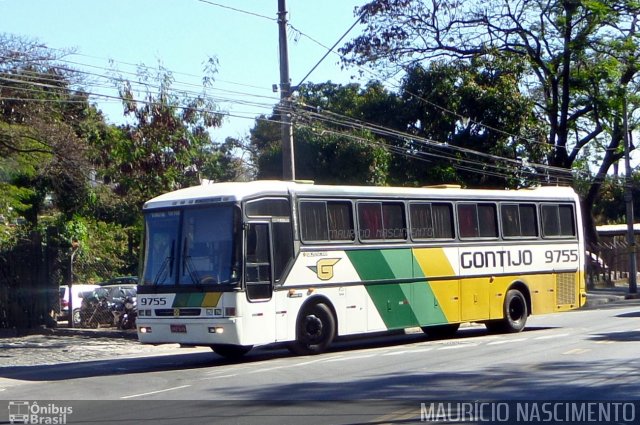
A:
8,401,72,424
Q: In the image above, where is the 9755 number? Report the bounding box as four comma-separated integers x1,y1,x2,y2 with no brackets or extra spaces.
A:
544,249,578,263
140,297,167,306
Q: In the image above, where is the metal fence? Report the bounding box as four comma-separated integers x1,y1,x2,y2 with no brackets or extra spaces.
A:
586,241,638,289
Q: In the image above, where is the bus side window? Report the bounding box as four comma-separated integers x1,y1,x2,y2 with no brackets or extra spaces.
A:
245,223,272,301
501,203,538,238
458,203,497,238
410,202,454,240
541,204,575,238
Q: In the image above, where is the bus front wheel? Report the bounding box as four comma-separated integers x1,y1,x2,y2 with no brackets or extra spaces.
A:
289,302,336,355
211,344,253,359
486,289,528,333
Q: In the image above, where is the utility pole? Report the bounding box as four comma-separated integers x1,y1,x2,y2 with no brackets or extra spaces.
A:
68,238,80,328
277,0,295,180
623,90,638,294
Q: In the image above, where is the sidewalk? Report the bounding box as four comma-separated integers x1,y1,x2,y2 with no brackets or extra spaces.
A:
585,282,640,307
1,288,637,368
0,328,208,368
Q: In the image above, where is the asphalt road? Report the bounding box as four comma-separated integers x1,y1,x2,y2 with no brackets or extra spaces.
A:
1,300,639,424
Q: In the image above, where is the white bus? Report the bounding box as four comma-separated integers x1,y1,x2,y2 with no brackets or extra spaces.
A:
136,181,586,358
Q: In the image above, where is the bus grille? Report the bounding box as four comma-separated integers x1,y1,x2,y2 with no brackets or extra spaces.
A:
556,273,576,305
155,308,201,317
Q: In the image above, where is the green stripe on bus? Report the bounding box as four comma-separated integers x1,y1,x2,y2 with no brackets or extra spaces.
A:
366,283,419,329
412,255,448,325
173,293,205,308
347,249,450,328
346,250,395,281
411,281,449,325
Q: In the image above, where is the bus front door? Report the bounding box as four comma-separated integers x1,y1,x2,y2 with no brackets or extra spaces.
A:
245,222,273,301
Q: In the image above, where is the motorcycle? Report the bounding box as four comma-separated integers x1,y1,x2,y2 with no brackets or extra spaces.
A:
117,295,137,330
79,289,117,328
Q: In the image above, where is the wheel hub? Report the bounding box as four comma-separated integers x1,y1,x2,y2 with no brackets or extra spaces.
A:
304,314,323,339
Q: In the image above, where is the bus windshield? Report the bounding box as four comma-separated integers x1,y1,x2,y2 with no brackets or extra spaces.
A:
141,205,241,287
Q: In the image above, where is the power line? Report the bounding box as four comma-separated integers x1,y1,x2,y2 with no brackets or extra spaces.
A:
2,40,578,184
197,0,276,22
293,13,363,87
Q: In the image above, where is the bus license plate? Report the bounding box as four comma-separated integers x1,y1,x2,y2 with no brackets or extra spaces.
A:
170,324,187,333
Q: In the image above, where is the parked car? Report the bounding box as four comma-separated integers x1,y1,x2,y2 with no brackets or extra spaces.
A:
58,284,99,325
78,283,137,328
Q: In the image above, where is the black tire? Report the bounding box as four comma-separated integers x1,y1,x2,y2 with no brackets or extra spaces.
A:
486,289,528,333
211,344,253,359
289,302,336,355
420,323,460,339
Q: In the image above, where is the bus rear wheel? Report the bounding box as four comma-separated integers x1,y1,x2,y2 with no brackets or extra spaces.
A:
211,344,253,359
486,289,528,333
289,302,336,355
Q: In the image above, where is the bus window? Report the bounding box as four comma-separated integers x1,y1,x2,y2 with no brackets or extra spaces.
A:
246,198,290,217
272,221,293,282
300,201,329,241
520,204,538,236
458,203,498,238
501,204,538,238
245,223,272,300
410,202,454,240
299,201,354,242
542,204,575,238
357,201,406,241
327,202,354,241
142,211,180,285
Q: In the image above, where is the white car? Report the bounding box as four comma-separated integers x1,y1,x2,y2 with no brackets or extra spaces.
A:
59,284,99,325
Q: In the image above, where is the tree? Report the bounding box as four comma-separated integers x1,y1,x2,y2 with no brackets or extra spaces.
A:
341,0,640,242
0,34,95,225
395,57,548,188
249,82,392,185
95,63,233,208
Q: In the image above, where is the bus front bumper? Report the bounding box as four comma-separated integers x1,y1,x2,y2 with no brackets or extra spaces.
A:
137,318,243,346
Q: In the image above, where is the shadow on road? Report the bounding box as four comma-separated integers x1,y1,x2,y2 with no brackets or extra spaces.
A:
0,325,558,383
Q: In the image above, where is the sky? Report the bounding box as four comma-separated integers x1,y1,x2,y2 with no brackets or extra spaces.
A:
0,0,370,141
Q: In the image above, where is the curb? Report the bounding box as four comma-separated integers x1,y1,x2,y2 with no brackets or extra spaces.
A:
0,326,138,340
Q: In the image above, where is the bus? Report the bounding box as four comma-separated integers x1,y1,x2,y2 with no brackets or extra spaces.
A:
136,180,586,358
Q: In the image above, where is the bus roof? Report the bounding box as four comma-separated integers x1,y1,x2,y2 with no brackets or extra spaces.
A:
143,180,579,210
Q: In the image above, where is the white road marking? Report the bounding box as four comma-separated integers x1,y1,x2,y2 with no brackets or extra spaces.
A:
411,348,433,353
487,338,527,345
295,356,343,366
383,350,411,356
437,343,479,350
325,354,375,362
562,348,591,355
120,384,191,399
534,333,569,340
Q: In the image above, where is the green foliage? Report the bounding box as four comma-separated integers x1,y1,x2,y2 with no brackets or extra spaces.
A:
95,63,235,207
65,216,134,283
292,126,390,185
0,35,95,224
250,82,393,185
396,58,547,188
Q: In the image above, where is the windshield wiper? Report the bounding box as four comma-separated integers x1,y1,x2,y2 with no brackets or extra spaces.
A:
182,238,201,285
153,242,174,285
